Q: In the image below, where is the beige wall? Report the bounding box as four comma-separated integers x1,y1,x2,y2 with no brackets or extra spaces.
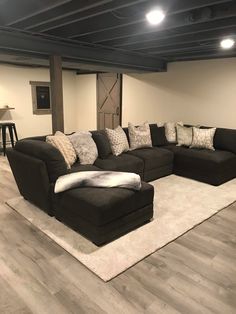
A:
75,74,97,130
0,58,235,139
0,64,77,138
122,58,236,129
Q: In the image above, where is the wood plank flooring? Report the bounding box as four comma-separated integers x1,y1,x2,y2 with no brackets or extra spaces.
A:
0,155,235,314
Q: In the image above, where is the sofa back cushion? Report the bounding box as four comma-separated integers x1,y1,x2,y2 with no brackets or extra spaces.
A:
91,130,112,159
214,128,236,155
149,124,168,146
15,140,68,182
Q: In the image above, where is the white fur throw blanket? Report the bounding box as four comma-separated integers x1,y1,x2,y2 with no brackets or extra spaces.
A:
55,171,141,193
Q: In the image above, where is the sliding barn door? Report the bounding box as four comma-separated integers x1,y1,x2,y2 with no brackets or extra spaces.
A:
97,73,122,130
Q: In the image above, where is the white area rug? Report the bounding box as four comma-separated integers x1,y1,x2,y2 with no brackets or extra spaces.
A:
6,175,236,282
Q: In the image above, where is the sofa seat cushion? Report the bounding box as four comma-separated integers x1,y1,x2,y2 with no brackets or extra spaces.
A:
174,147,236,164
168,146,236,185
56,181,154,226
127,147,174,171
69,163,101,173
94,154,144,177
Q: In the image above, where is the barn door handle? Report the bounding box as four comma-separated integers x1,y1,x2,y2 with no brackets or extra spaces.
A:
116,107,120,115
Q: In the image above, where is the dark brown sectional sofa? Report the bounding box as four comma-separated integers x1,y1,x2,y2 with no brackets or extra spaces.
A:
7,124,236,245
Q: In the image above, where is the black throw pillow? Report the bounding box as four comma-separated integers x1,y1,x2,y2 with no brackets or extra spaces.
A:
92,130,112,159
149,124,168,146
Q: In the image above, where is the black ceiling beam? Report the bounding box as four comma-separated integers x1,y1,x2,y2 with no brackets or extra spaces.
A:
77,1,235,44
27,0,149,33
166,49,236,61
103,17,236,48
46,0,230,39
131,27,236,53
0,30,166,72
148,41,220,57
9,0,113,29
4,0,70,26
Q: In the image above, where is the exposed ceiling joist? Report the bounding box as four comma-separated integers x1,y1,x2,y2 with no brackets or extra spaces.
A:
2,0,70,26
101,17,236,48
10,0,113,29
27,0,148,32
77,1,235,43
131,27,236,53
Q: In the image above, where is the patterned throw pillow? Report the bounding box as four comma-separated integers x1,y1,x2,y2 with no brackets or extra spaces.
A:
176,124,193,147
46,131,77,169
105,126,129,156
190,127,216,150
68,131,98,165
164,121,183,143
128,122,152,150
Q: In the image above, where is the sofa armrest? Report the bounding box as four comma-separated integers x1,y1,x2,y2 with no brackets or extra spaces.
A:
7,148,54,214
14,139,68,182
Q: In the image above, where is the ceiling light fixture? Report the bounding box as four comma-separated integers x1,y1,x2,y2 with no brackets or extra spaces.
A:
220,38,235,49
146,9,165,25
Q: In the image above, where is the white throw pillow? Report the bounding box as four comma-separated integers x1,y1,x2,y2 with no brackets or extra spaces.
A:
176,124,193,147
105,126,129,156
190,127,216,150
68,131,98,165
164,121,183,143
128,122,152,150
46,131,77,169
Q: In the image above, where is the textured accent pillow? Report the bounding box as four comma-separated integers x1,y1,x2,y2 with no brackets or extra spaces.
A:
128,122,152,150
176,124,193,147
190,127,216,150
164,121,183,143
68,131,98,165
105,126,129,156
46,131,77,169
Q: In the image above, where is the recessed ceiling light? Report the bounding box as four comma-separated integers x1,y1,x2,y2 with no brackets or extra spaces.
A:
220,38,235,49
146,9,165,25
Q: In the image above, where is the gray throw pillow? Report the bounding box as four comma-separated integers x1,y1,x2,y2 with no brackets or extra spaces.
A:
128,122,152,150
164,121,183,143
190,127,216,150
68,131,98,165
176,124,193,147
105,126,129,156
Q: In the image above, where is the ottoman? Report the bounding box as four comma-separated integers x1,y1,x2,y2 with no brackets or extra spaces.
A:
54,181,154,246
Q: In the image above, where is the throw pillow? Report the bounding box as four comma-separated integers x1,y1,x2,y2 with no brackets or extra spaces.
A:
176,124,193,147
105,126,129,156
149,124,168,146
46,131,77,169
128,122,152,150
68,131,98,165
190,127,216,150
164,121,183,143
92,130,112,159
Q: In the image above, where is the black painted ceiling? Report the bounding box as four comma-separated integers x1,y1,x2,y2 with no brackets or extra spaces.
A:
0,0,235,72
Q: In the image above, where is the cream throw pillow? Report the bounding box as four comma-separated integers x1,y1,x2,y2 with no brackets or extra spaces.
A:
105,126,129,156
190,127,216,150
46,131,77,169
176,124,193,147
165,121,183,143
68,131,98,165
128,122,152,150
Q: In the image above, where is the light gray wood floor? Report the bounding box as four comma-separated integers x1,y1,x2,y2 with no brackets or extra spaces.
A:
0,155,236,314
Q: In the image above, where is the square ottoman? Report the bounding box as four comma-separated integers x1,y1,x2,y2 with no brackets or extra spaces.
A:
54,181,154,246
